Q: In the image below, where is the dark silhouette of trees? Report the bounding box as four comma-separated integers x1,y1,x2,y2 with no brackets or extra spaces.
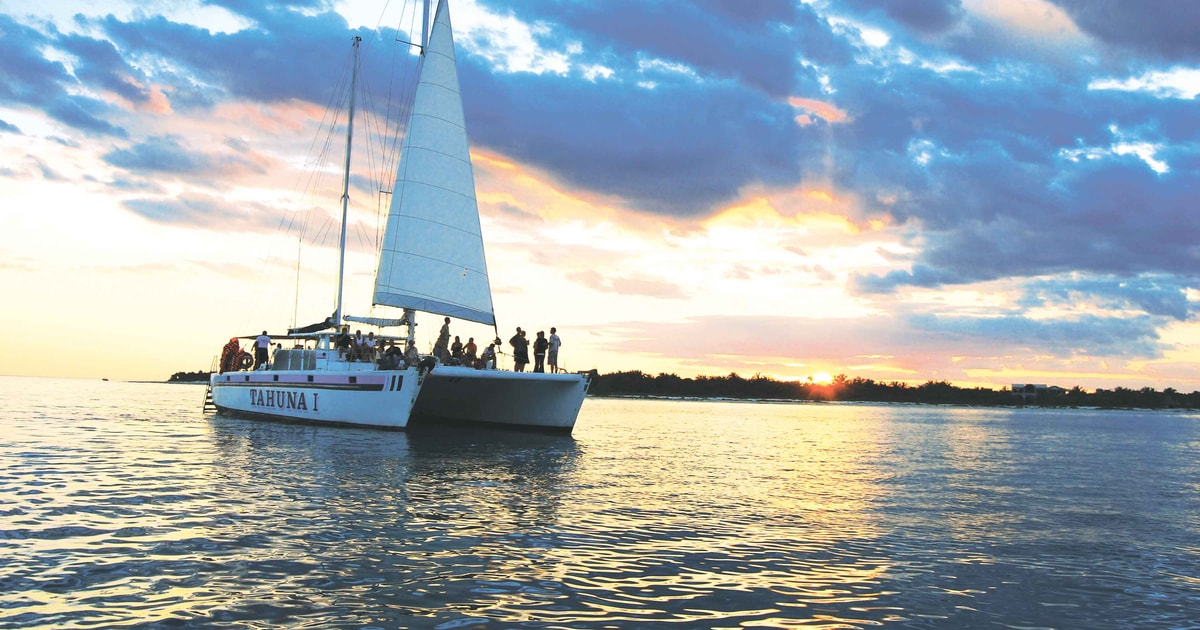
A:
586,371,1200,410
168,371,211,382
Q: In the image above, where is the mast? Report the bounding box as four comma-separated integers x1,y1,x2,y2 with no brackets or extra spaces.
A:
334,36,362,328
406,0,431,346
292,236,301,329
422,0,431,50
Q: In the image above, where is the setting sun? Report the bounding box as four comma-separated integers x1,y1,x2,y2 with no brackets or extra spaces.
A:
811,371,834,385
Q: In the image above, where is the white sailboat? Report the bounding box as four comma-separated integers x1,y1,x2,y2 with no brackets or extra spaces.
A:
208,0,589,432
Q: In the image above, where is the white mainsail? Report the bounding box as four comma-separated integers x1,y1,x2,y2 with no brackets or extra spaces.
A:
373,0,495,326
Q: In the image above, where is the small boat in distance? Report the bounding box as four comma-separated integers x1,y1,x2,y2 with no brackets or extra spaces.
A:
207,0,589,432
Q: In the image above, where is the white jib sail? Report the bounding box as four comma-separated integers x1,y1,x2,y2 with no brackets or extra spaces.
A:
373,0,496,326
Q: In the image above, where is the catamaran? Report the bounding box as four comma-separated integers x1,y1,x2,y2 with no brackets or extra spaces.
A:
207,0,589,432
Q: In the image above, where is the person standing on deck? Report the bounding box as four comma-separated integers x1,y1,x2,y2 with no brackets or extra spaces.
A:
510,328,529,372
434,317,451,362
254,331,270,369
548,327,562,373
533,331,548,373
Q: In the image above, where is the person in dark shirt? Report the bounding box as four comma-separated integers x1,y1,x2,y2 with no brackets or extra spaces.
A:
509,328,529,372
533,331,548,373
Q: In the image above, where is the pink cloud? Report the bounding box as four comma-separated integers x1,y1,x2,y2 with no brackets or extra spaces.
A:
787,97,851,125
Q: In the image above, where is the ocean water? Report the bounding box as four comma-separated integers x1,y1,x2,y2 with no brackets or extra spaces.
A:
0,377,1197,629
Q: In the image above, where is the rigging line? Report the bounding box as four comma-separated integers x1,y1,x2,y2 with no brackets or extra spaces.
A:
298,50,355,207
229,37,371,335
298,47,358,317
316,71,356,251
373,2,422,202
390,33,421,166
261,44,354,326
287,53,354,262
364,0,419,197
242,50,350,332
362,2,425,256
353,80,385,253
347,51,389,259
313,215,336,250
359,72,384,219
291,236,302,329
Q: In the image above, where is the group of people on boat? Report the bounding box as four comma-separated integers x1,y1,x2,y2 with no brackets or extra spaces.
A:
218,321,566,374
330,329,441,372
334,329,382,363
508,326,562,373
427,317,499,369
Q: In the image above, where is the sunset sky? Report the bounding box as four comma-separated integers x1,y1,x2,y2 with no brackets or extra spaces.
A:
2,0,1199,391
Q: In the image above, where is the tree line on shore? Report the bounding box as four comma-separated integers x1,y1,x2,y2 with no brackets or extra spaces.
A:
168,371,212,383
169,368,1200,409
585,371,1200,410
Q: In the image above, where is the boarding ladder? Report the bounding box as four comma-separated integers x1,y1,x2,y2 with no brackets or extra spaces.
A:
202,356,218,412
202,384,216,412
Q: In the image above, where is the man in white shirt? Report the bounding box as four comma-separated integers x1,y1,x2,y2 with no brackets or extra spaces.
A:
547,327,562,373
254,331,271,369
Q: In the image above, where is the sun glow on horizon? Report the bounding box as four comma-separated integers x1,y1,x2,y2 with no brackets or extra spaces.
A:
810,371,834,385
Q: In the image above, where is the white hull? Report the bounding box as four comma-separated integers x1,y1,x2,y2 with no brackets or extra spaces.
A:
412,366,589,432
208,361,588,432
210,365,422,429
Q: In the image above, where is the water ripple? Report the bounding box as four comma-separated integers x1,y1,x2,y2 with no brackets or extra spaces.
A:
0,380,1197,628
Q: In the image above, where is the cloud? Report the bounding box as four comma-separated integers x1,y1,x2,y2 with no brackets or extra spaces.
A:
45,96,128,137
30,156,65,181
819,44,1200,295
101,135,273,184
489,0,846,96
9,0,1195,243
446,0,862,217
58,32,159,109
103,135,211,174
1020,274,1194,321
106,177,168,194
461,61,811,217
94,7,371,108
843,0,966,35
567,269,689,299
1090,68,1200,100
120,193,377,255
0,15,128,137
1048,0,1200,61
0,119,20,134
0,15,69,99
122,194,285,232
599,308,1169,382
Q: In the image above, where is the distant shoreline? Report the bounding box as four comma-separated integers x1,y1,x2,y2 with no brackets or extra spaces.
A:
584,371,1200,410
